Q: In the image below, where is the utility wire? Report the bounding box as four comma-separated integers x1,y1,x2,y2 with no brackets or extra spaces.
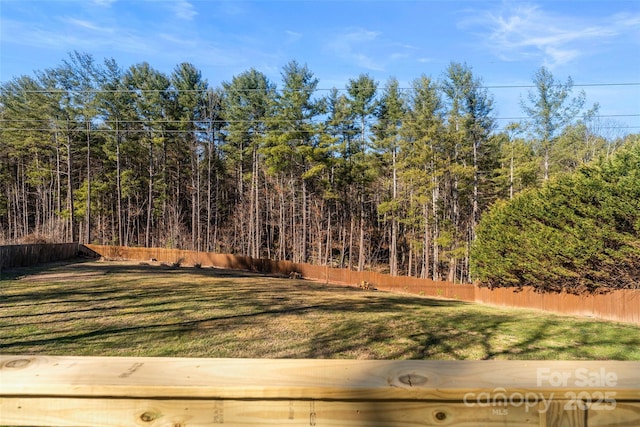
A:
2,82,640,94
2,125,638,133
2,114,638,127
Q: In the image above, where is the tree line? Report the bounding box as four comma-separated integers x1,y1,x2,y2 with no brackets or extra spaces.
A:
1,52,635,281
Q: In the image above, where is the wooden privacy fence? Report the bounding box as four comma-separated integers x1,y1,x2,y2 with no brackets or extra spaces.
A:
85,245,640,324
0,243,80,270
1,356,639,426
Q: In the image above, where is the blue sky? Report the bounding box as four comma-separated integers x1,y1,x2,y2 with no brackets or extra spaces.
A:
1,0,639,133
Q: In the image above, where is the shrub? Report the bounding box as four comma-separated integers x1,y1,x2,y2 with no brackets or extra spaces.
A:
471,143,640,294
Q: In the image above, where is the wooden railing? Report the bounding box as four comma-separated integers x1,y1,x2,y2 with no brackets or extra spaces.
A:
1,356,639,426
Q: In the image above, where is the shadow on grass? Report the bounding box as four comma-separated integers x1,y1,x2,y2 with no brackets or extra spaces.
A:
1,260,638,360
0,259,266,305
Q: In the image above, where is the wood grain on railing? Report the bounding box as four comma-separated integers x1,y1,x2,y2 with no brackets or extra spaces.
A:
1,356,639,426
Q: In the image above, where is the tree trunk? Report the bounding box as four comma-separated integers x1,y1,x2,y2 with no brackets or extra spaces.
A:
116,126,123,245
55,133,62,228
358,115,366,272
213,163,220,251
6,185,13,241
291,178,297,262
145,138,153,248
250,146,260,258
348,215,354,270
20,160,28,237
34,155,41,236
85,121,91,244
324,203,332,265
449,144,460,283
190,135,198,251
302,179,308,263
422,202,430,279
13,183,20,240
206,129,213,251
279,179,286,260
358,191,365,271
390,146,398,276
66,130,76,243
431,174,439,281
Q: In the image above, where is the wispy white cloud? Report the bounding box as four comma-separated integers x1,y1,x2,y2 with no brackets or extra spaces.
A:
325,27,384,71
390,52,410,61
610,12,640,29
61,17,114,34
91,0,116,7
462,3,640,68
284,30,303,44
171,0,197,21
2,13,160,59
216,1,247,17
1,0,205,63
342,28,380,44
324,27,430,73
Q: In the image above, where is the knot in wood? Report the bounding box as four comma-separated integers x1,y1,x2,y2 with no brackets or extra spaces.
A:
398,373,428,386
3,358,32,369
140,411,161,422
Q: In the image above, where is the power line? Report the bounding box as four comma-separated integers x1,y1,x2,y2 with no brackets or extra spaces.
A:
2,125,638,134
2,113,639,127
2,82,640,94
478,82,640,90
492,114,640,121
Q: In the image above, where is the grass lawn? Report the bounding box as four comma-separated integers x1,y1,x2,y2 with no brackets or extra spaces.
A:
1,260,639,360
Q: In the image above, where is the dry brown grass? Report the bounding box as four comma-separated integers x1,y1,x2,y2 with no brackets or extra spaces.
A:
1,260,639,360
